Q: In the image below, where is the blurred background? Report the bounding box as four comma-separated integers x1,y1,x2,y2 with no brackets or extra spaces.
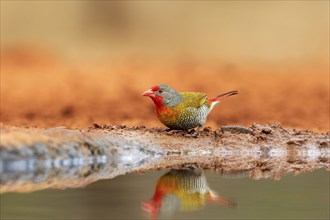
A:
1,1,329,130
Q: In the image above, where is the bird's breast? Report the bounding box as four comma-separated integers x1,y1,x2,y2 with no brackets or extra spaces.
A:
156,106,181,128
155,104,210,130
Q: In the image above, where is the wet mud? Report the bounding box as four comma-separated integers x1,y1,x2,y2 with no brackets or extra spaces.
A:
1,123,329,193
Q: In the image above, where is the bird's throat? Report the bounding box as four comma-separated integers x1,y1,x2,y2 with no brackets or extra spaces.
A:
151,95,164,109
150,96,179,127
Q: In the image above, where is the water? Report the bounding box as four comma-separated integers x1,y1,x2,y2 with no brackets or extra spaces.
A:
1,169,329,219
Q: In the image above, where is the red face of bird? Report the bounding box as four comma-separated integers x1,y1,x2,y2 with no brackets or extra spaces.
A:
142,84,182,107
142,85,163,104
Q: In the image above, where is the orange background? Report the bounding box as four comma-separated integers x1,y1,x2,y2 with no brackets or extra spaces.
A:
1,1,329,131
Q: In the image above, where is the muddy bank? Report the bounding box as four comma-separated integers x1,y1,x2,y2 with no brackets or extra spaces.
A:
0,123,329,193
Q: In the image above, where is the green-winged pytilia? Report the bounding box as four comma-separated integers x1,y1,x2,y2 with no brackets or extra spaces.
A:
142,84,238,137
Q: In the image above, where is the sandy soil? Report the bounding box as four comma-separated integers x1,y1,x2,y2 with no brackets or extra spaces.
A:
1,47,329,131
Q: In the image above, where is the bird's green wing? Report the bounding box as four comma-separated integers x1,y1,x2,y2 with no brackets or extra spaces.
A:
179,92,210,108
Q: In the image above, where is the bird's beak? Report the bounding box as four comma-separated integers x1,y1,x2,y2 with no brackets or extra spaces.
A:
142,89,155,98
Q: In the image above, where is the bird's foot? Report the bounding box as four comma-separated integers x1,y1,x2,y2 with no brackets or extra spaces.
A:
184,126,201,138
185,132,198,138
221,126,253,135
183,164,202,172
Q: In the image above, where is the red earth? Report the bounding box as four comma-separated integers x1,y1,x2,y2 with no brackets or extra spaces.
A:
1,47,329,131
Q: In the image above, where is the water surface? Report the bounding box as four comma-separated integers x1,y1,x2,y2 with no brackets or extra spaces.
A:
1,169,329,219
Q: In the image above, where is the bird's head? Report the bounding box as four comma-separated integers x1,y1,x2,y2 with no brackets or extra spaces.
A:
142,84,182,107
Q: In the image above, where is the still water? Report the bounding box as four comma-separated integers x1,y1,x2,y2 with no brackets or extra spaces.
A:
1,169,329,219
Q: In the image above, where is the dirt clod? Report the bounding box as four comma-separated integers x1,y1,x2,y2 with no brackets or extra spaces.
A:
118,124,126,129
261,127,272,134
93,123,102,129
287,139,306,146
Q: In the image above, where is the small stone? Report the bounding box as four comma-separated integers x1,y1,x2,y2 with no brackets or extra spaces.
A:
261,127,272,134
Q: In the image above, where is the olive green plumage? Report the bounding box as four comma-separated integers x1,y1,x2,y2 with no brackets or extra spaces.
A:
157,92,212,130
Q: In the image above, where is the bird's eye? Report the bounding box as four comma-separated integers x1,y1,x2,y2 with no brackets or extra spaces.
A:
159,89,163,93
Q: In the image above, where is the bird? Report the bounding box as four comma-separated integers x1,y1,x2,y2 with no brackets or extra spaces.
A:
142,169,236,219
142,84,238,137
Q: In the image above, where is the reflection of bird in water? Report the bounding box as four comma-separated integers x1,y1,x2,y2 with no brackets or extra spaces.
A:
142,169,236,219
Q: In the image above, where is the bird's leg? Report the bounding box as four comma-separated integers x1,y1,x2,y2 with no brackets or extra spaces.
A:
185,125,202,138
221,126,253,135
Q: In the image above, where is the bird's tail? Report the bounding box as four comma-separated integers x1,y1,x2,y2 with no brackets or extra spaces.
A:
208,90,239,102
206,191,237,208
208,90,239,111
